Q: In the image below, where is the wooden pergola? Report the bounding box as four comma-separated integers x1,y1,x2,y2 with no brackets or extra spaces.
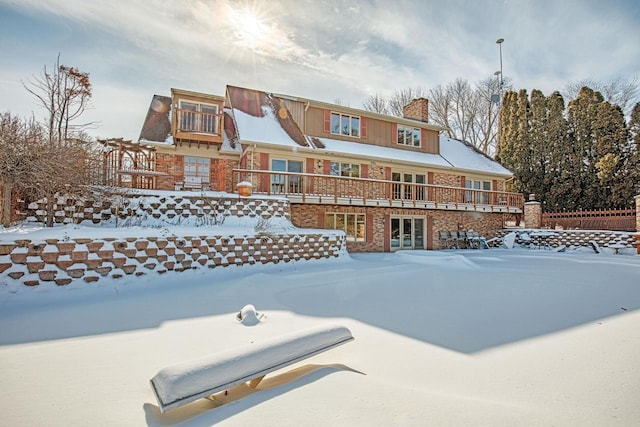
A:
98,138,168,189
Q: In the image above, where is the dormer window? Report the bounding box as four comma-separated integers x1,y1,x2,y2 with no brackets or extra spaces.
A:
331,112,360,137
178,101,219,134
397,125,421,147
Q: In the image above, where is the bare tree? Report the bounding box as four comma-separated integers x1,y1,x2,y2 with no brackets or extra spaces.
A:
19,57,100,226
31,140,95,226
387,87,427,117
0,113,45,226
426,85,452,132
362,93,389,114
363,78,508,156
469,76,503,156
23,54,93,145
449,78,478,143
564,76,639,116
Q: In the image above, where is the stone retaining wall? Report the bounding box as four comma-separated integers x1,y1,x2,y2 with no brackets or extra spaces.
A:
494,229,636,250
0,233,346,287
20,191,290,226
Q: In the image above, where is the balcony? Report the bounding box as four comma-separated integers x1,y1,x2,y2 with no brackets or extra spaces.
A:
234,169,524,213
175,109,222,143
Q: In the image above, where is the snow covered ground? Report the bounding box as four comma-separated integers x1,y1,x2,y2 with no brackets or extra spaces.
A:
1,239,639,426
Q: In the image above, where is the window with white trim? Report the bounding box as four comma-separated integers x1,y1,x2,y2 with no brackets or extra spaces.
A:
178,101,219,134
465,179,492,204
325,213,365,242
397,125,421,147
331,112,360,137
330,161,360,178
184,156,210,187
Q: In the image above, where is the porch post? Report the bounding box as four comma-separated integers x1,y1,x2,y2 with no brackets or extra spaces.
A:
635,195,640,254
524,194,542,229
635,194,640,232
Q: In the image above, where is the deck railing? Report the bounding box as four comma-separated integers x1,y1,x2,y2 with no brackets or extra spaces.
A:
176,109,220,134
234,169,524,213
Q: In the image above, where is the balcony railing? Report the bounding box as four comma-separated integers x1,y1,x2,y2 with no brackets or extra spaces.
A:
176,109,220,134
234,169,524,213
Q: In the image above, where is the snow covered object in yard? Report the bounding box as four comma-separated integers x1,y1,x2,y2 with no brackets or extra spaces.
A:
236,304,265,326
149,324,354,412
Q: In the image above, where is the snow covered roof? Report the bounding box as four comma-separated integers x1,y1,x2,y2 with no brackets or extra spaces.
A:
228,86,512,177
439,136,512,176
316,136,451,168
232,105,302,148
136,86,512,177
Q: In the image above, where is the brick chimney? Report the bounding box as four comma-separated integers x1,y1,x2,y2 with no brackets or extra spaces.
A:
403,98,429,122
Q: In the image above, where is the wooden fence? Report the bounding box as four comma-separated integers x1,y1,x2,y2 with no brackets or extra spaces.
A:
542,208,636,231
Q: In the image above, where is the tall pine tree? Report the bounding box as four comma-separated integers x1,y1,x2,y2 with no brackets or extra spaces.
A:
618,103,640,202
528,90,548,201
566,87,604,209
592,102,629,207
496,91,518,171
496,87,637,210
544,92,569,210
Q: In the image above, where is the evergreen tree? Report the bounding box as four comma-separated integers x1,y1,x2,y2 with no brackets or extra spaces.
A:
497,86,637,211
619,103,640,201
527,90,548,201
566,87,604,209
592,102,629,207
630,103,640,146
496,91,518,178
544,92,569,211
511,89,531,194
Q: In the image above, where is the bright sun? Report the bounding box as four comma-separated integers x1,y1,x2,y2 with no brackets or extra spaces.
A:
225,2,298,62
229,6,269,50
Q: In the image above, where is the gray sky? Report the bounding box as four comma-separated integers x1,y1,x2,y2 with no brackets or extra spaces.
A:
1,0,638,141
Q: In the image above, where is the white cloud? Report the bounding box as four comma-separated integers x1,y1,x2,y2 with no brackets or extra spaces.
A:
1,0,638,139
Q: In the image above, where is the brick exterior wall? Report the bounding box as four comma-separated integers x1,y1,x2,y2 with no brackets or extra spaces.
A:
155,153,239,192
291,204,507,252
524,199,542,229
636,195,640,232
432,210,505,249
403,98,429,122
433,172,462,187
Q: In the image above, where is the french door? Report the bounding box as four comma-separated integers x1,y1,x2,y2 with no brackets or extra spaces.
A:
271,159,303,194
392,172,426,200
390,216,425,250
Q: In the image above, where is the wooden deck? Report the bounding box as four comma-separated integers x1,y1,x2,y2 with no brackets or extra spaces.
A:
234,169,524,213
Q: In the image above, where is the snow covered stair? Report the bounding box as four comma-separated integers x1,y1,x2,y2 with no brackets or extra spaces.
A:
150,324,355,413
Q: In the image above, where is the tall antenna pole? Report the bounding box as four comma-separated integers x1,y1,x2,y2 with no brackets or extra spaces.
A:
496,38,504,88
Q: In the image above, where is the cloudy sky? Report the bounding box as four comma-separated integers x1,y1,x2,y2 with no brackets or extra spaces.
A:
0,0,638,141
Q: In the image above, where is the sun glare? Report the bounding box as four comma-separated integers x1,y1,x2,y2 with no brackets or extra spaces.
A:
224,2,304,65
229,6,269,50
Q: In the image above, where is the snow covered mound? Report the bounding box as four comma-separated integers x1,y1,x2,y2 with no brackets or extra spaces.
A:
236,304,265,326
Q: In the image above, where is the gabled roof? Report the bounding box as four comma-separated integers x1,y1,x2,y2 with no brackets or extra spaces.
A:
226,85,315,148
227,85,512,177
138,94,241,154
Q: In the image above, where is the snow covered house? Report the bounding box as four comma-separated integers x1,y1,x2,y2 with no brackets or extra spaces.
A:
137,85,524,252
